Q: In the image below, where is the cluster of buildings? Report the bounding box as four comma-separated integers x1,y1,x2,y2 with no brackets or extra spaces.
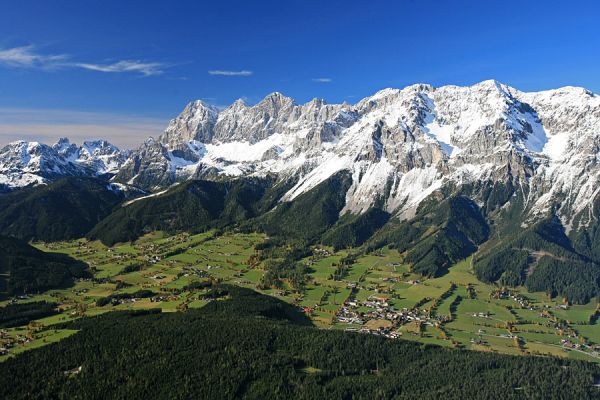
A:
149,294,181,303
492,289,536,310
561,338,582,350
334,295,448,339
0,329,32,357
184,266,211,278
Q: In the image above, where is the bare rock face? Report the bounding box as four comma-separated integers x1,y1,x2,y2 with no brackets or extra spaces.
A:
159,100,219,147
113,138,173,189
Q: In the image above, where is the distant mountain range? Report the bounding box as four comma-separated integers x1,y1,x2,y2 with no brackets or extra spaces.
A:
0,138,127,190
2,80,600,303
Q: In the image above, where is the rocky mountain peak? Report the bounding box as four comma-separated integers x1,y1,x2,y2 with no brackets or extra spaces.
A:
159,100,220,147
53,137,72,150
228,98,248,111
259,91,295,108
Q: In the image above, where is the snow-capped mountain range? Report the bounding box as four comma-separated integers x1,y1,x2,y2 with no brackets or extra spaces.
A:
0,138,128,189
2,80,600,231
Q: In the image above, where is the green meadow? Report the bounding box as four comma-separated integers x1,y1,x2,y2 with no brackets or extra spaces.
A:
1,230,597,364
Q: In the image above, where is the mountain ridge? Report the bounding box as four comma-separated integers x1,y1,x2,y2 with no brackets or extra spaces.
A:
114,80,600,233
2,80,600,236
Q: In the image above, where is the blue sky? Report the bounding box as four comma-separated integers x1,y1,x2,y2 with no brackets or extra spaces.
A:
1,0,599,148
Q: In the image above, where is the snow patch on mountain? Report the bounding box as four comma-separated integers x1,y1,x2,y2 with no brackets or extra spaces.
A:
123,186,173,206
390,166,443,219
542,132,570,161
422,114,458,156
204,134,286,163
283,155,351,201
522,113,549,153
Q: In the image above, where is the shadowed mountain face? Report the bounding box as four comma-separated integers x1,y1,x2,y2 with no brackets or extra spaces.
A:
87,176,276,246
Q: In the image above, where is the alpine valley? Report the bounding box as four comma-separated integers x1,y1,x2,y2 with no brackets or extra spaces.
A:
2,81,600,398
3,80,600,298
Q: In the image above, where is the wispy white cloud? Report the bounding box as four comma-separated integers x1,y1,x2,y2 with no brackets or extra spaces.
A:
208,70,253,76
73,61,165,76
0,46,167,76
0,107,167,149
312,78,332,83
0,46,67,68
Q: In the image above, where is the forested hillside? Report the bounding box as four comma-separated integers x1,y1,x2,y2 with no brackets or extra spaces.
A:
88,177,274,246
474,217,600,304
253,172,353,241
0,177,134,242
366,195,489,277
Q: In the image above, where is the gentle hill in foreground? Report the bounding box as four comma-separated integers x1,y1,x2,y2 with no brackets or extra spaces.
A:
0,285,598,399
0,235,90,299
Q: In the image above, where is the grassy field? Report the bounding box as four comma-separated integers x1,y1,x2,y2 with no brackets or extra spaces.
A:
1,231,598,364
